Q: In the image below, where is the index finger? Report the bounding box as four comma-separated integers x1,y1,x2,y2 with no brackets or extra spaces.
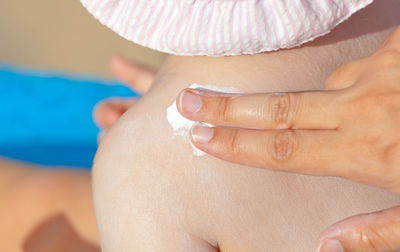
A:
380,26,400,51
190,124,341,177
177,88,342,130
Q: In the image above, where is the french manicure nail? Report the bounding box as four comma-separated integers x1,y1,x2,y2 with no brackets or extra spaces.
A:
191,124,214,143
180,90,202,114
317,240,344,252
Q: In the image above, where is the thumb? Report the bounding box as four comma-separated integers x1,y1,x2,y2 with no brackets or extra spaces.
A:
316,206,400,252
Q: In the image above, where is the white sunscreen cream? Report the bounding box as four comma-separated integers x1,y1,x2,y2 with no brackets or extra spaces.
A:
166,83,240,156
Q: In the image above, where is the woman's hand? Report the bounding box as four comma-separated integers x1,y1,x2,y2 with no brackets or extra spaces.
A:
177,27,400,193
177,27,400,252
93,55,155,139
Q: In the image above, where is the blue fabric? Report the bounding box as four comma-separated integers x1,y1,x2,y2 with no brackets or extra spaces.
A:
0,64,137,169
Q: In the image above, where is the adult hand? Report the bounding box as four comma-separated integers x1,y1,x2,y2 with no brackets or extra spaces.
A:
93,55,155,139
177,27,400,252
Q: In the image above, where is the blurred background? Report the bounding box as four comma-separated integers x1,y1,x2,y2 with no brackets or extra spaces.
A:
0,0,166,169
0,1,165,251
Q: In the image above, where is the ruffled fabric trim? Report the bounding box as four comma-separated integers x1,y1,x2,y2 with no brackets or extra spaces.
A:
80,0,373,57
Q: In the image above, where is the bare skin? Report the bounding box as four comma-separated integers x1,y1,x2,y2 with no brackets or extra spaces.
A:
93,2,400,252
178,27,400,251
0,161,99,251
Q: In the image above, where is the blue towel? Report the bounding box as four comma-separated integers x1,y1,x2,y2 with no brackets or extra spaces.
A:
0,64,137,169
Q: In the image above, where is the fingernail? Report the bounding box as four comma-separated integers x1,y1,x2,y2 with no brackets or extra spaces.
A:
191,124,214,144
180,90,202,114
317,240,344,252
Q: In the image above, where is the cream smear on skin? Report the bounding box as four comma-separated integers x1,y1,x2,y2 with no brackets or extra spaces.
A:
166,83,240,156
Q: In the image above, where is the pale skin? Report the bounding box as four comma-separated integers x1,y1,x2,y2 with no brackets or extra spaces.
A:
5,5,400,252
93,1,400,251
178,27,400,192
176,27,400,251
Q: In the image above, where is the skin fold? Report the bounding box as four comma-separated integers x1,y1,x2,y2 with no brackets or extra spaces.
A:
93,1,400,251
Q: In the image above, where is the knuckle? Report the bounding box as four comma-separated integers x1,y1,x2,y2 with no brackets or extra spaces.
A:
374,50,400,68
217,96,234,122
270,130,298,162
324,61,361,89
224,130,241,155
267,93,299,128
377,142,400,175
352,225,394,252
325,65,347,87
324,77,336,90
345,87,399,116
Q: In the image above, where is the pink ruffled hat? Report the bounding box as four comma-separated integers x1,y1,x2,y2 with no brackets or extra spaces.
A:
80,0,373,57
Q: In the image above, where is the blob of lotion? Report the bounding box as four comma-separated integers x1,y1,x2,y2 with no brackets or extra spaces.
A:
166,83,240,156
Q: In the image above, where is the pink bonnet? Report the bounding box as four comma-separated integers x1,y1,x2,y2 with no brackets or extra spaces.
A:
80,0,373,57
